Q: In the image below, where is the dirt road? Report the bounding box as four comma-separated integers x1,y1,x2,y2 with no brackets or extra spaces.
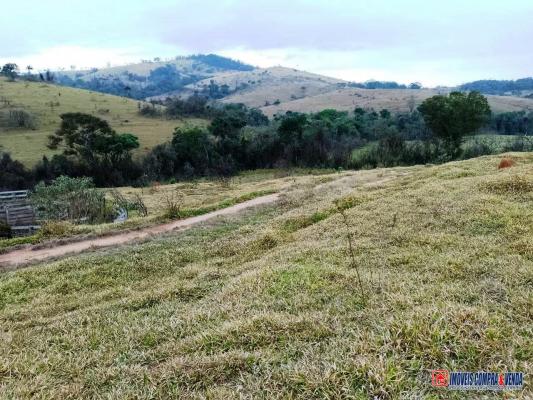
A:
0,193,280,270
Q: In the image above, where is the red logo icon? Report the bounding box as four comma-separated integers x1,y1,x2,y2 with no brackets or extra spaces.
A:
499,373,505,387
432,370,449,387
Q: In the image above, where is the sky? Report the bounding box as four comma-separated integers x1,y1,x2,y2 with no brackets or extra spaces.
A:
1,0,532,87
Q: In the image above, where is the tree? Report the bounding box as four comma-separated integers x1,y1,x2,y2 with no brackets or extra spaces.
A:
1,63,19,81
418,91,491,156
47,113,140,184
171,127,213,173
0,152,32,190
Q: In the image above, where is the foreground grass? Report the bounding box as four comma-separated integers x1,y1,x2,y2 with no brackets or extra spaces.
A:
0,78,205,165
0,153,531,398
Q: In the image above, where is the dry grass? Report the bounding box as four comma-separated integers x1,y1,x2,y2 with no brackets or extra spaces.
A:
0,169,338,252
0,78,206,165
259,87,533,117
0,153,531,398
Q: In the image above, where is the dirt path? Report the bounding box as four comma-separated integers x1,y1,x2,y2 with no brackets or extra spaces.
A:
0,193,280,270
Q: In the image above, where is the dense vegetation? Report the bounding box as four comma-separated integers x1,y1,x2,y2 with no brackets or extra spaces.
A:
188,54,254,71
2,90,532,190
459,77,533,95
344,80,422,89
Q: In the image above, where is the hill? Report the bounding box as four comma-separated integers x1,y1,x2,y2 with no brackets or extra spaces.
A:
53,55,533,118
258,87,533,117
154,66,346,106
0,153,531,397
0,78,205,165
56,54,255,100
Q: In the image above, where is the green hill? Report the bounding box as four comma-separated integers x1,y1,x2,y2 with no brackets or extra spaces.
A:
0,153,531,398
0,78,205,165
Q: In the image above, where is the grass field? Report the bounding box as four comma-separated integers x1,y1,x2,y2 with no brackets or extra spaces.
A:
260,87,533,117
0,168,336,251
0,78,205,165
0,153,531,398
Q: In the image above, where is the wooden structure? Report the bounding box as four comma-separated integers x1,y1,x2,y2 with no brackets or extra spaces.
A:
0,190,40,235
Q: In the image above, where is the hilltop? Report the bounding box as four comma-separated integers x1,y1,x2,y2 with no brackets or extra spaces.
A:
153,66,345,106
56,54,255,99
0,78,205,165
52,55,533,117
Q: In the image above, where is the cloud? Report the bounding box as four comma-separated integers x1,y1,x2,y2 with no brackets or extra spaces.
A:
150,0,533,58
152,0,419,52
1,0,531,86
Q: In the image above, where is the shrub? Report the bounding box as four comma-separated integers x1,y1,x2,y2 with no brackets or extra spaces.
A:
31,176,106,223
163,189,184,219
0,109,37,129
39,221,75,237
462,140,495,159
138,103,161,117
109,189,148,217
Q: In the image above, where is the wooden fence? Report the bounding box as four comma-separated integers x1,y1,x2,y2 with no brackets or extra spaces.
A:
0,190,40,235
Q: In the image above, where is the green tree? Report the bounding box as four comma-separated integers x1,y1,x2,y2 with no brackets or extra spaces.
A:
418,91,491,156
47,113,139,172
1,63,19,81
171,127,213,172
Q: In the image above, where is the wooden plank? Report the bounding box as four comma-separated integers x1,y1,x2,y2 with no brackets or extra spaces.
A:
0,190,29,200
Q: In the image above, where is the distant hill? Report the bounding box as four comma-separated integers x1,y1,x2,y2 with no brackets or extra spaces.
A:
256,87,533,117
459,77,533,96
55,54,255,100
0,78,205,165
51,54,533,118
152,66,346,105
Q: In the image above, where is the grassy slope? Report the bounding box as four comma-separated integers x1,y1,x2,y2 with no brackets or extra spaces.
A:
259,87,533,117
151,66,344,104
0,169,334,251
0,154,531,398
0,78,205,165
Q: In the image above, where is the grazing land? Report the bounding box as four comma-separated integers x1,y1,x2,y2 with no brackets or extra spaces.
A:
0,78,205,165
0,153,531,398
259,87,533,117
0,169,334,252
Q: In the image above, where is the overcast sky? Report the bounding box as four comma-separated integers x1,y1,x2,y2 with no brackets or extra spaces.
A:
1,0,532,87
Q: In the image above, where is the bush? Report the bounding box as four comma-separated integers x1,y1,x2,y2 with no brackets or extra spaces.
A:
39,221,75,237
0,109,37,129
109,189,148,217
502,136,533,152
31,176,106,223
138,103,162,117
163,188,184,219
461,139,495,159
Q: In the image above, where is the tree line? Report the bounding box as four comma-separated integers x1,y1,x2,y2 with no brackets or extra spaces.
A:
2,91,532,191
459,78,533,95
